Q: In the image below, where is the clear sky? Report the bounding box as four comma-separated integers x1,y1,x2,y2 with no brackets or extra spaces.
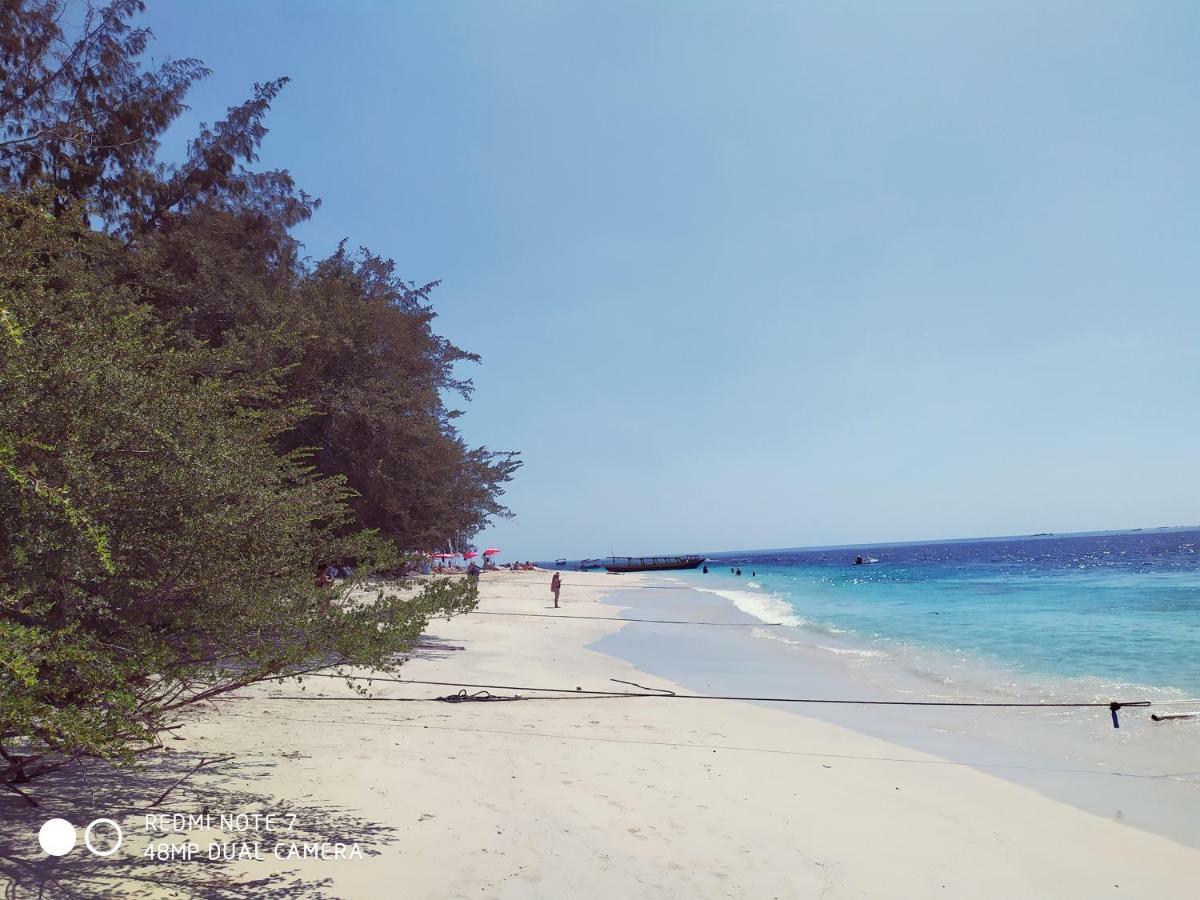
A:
140,1,1200,559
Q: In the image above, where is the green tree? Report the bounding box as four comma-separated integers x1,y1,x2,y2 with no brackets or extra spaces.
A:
0,193,476,790
1,0,311,236
128,203,521,550
1,1,521,548
1,0,202,218
1,1,519,790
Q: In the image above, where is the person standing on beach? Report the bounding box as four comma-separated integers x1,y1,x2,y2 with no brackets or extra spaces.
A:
550,572,562,608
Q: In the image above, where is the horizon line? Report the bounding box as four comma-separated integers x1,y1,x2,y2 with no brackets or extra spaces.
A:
541,523,1200,561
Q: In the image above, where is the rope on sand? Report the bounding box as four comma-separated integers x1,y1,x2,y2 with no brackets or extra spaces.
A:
610,678,676,695
272,673,1150,728
437,689,523,703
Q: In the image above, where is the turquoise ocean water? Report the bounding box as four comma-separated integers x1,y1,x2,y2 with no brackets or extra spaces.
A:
675,528,1200,698
567,529,1200,846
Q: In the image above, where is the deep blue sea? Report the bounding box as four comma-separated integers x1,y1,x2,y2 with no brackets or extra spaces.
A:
680,529,1200,697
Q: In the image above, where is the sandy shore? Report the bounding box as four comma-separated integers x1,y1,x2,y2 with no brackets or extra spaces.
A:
4,570,1200,898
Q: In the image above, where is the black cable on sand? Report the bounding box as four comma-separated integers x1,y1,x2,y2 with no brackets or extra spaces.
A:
291,673,1150,713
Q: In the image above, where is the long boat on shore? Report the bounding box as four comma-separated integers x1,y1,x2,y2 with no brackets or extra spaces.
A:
604,555,705,573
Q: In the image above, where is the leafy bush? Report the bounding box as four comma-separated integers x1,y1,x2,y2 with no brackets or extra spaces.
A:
1,2,510,789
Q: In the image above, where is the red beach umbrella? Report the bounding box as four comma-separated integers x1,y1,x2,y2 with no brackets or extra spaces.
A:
433,553,454,560
463,551,478,559
482,548,501,556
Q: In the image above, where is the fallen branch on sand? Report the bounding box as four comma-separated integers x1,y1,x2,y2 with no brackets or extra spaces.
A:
3,782,40,808
148,755,237,809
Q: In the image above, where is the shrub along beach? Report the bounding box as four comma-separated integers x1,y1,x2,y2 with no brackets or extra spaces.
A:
1,0,515,795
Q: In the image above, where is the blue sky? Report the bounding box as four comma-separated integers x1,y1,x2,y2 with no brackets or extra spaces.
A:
141,1,1200,558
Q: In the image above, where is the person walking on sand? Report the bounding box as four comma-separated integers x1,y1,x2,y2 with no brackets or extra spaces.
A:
550,572,562,608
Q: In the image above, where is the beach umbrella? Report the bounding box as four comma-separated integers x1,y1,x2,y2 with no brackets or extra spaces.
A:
463,551,478,559
433,553,454,560
482,548,501,556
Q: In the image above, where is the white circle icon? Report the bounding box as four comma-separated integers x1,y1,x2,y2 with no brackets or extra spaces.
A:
38,818,77,856
84,818,123,857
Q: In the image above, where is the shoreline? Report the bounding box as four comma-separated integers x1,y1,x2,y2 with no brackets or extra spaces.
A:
5,570,1199,898
594,577,1200,849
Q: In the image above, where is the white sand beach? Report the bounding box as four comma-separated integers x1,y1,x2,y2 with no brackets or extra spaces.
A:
5,570,1200,899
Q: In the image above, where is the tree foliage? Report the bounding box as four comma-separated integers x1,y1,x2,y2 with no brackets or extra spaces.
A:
132,211,521,551
0,1,518,788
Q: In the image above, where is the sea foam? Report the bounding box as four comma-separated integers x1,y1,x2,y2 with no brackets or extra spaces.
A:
690,586,810,628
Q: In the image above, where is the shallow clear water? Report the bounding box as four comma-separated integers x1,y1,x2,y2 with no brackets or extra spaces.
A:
685,529,1200,697
592,582,1200,849
564,529,1200,847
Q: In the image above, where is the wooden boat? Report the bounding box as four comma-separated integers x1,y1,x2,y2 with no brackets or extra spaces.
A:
604,555,704,573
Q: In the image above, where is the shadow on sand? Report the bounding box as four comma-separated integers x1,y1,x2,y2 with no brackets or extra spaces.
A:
1,751,396,899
